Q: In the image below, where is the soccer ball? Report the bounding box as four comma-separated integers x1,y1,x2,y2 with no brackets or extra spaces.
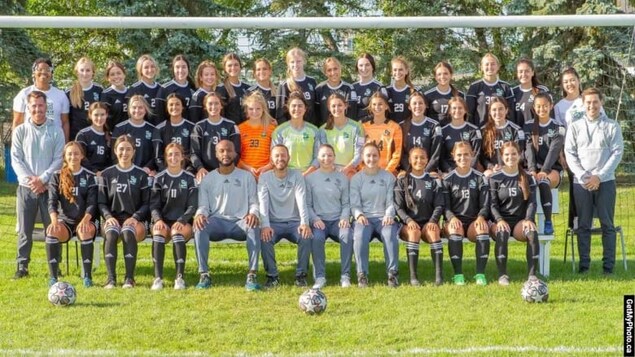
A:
48,281,77,306
298,288,327,315
520,277,549,303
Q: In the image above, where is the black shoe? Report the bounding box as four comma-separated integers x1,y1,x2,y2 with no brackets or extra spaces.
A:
264,276,279,289
578,267,589,274
387,270,399,288
603,268,614,276
294,273,308,287
12,269,29,280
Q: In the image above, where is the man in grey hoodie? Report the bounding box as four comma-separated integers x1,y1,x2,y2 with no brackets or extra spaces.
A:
11,91,65,279
564,87,623,275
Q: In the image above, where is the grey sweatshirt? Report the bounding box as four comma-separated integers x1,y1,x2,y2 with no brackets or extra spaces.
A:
306,169,350,222
258,169,310,227
350,169,396,219
196,168,259,221
11,118,64,187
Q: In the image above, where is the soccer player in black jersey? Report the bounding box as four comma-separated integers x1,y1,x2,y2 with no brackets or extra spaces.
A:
67,57,103,141
111,95,156,176
189,60,220,124
47,142,98,287
399,91,442,175
156,55,195,124
220,53,250,124
149,143,197,290
353,53,385,122
98,136,151,289
128,54,161,125
277,48,318,124
153,94,195,173
489,141,539,286
440,97,482,174
466,53,515,128
512,58,551,129
526,93,564,235
385,56,418,124
314,57,358,127
76,102,111,175
481,96,526,177
101,61,129,130
424,61,465,125
394,147,445,286
442,142,490,286
246,58,280,120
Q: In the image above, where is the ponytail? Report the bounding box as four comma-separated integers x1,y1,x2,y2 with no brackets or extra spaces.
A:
60,142,85,204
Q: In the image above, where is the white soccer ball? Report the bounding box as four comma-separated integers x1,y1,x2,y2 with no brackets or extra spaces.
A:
298,288,327,315
48,281,77,306
521,277,549,303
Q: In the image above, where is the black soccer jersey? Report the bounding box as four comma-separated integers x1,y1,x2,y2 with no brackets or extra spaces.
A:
101,86,129,131
400,117,442,173
219,81,250,124
98,164,151,222
480,121,526,170
512,85,550,128
277,76,318,124
150,169,198,224
489,170,536,223
190,118,241,171
111,120,156,170
128,80,160,125
75,127,112,173
353,79,385,122
66,83,104,140
525,119,565,173
314,81,358,127
442,168,489,222
439,122,482,173
246,84,280,120
48,167,98,225
423,86,465,125
155,80,195,123
394,172,444,225
152,118,195,172
385,84,418,124
466,79,515,127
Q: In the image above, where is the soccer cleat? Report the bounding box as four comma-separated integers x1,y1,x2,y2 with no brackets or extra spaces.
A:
245,273,261,291
578,266,589,275
498,274,510,286
264,276,279,289
474,274,487,286
195,273,212,289
357,272,368,288
174,275,186,290
12,269,29,280
387,270,399,288
103,279,116,289
603,268,614,276
340,275,351,288
543,220,554,235
122,278,136,289
435,276,444,286
48,277,58,287
151,278,163,291
83,277,93,288
410,278,421,287
313,277,326,289
295,273,308,287
452,274,466,286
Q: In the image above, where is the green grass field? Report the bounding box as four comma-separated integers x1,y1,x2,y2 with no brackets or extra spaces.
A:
0,180,632,356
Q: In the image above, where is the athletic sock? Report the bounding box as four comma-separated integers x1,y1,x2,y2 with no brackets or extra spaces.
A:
104,230,119,281
45,236,60,279
448,234,463,275
405,242,419,281
538,180,553,221
172,234,186,276
495,230,509,277
80,239,94,279
122,230,138,280
525,229,540,277
475,234,490,274
430,242,444,282
152,235,166,279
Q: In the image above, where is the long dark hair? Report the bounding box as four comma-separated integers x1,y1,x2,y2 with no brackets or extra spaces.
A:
559,67,581,98
404,147,428,211
516,58,542,96
482,96,508,159
433,61,459,97
501,141,529,201
402,91,426,136
531,92,552,151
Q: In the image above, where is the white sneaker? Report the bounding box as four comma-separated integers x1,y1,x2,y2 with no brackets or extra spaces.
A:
340,275,351,288
174,275,186,290
313,277,326,289
151,277,163,291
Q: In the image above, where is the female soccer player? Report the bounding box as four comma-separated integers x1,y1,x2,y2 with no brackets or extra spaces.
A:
149,143,197,290
99,136,151,289
47,141,98,287
220,53,250,124
238,91,276,177
385,56,418,124
553,67,591,127
489,141,539,285
394,147,445,286
480,96,526,177
466,53,515,127
76,102,111,175
156,54,195,123
67,57,103,140
246,58,279,120
526,93,564,235
439,97,482,174
306,144,353,288
101,60,129,130
399,91,442,174
350,143,399,288
190,92,241,182
353,53,384,122
512,58,550,128
189,60,221,123
277,48,318,124
128,54,161,125
314,57,358,126
362,92,403,176
153,93,195,173
111,95,156,176
318,93,364,178
442,142,490,285
423,61,465,125
271,91,320,176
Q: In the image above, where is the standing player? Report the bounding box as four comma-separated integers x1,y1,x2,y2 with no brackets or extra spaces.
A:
554,67,583,127
238,92,276,177
394,147,445,286
219,53,250,124
194,140,261,290
399,91,442,174
353,53,385,122
363,92,403,176
442,142,490,285
188,60,221,123
111,95,156,176
259,144,313,288
76,102,112,175
149,143,197,290
152,94,195,173
439,97,482,174
156,54,195,123
512,58,550,129
246,58,280,120
466,53,515,128
101,60,129,130
314,57,358,127
385,56,418,124
98,136,151,289
423,61,465,125
190,92,241,182
128,54,161,125
277,48,318,124
350,143,399,287
47,142,98,287
489,141,539,285
67,57,103,141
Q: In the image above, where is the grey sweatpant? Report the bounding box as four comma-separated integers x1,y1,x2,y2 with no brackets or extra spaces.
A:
260,221,312,278
16,186,51,269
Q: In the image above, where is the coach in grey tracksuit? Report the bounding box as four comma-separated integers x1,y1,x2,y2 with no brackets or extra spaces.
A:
564,88,623,274
11,91,64,278
259,144,312,287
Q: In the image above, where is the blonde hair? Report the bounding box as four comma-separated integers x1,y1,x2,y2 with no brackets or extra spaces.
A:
128,94,152,119
285,47,306,93
322,57,342,76
253,58,277,97
195,60,218,90
70,57,96,109
243,91,274,131
391,56,415,94
135,54,159,81
222,53,242,98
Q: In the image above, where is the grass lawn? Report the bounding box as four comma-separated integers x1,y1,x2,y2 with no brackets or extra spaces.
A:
0,180,632,356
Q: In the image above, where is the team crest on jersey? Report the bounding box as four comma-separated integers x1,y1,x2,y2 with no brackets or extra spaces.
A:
379,179,386,187
547,129,556,137
383,130,390,136
130,176,137,185
145,131,152,140
504,132,512,141
423,128,430,136
221,128,228,136
182,128,190,137
180,180,188,189
343,133,350,139
424,181,432,189
303,132,309,140
234,179,241,187
364,88,371,96
469,179,477,189
461,132,470,140
79,177,87,187
496,89,504,96
93,92,99,101
308,83,314,91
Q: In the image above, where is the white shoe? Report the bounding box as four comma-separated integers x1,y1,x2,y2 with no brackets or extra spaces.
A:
151,277,163,291
313,277,326,289
340,275,351,288
174,275,186,290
